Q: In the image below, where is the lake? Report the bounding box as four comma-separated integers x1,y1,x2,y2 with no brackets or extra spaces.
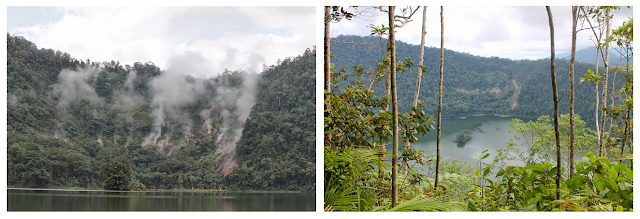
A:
7,189,316,211
395,115,535,169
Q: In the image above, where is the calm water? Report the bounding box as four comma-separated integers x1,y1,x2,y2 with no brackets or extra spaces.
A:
7,189,315,211
399,115,535,167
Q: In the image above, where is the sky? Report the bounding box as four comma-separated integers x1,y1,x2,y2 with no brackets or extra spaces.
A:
331,6,633,60
7,6,316,77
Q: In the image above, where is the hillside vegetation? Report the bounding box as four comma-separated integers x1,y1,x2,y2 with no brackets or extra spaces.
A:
7,34,315,191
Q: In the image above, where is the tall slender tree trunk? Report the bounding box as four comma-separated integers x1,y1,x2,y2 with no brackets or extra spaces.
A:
389,6,399,208
599,10,612,157
568,6,577,179
434,6,444,189
413,6,427,108
545,6,561,201
385,47,391,108
580,6,603,155
403,6,428,178
595,50,601,150
381,20,391,187
324,6,331,106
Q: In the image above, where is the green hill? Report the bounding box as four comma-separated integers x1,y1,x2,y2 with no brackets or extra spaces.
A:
331,35,623,131
6,33,315,191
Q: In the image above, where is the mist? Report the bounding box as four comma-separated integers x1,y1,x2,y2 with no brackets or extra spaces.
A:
47,48,261,167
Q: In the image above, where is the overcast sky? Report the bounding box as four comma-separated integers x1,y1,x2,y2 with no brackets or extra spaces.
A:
331,6,633,60
7,6,316,77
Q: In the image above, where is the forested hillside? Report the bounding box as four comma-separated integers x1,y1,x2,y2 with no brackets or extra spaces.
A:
331,35,623,130
6,34,315,191
225,48,316,191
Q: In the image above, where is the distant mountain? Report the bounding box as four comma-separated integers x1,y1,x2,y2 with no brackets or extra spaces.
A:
554,46,631,65
331,35,623,131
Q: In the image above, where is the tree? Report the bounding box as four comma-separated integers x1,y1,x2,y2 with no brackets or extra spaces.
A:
22,147,52,188
435,6,444,189
100,157,132,191
388,5,399,207
598,7,615,157
325,6,331,108
376,6,420,111
412,6,427,108
579,6,605,147
493,114,597,170
568,6,578,178
605,15,632,166
545,6,561,200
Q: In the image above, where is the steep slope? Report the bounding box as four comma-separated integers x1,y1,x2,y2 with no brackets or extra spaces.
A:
224,48,316,191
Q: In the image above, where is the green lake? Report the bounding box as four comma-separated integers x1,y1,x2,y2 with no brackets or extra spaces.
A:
400,115,535,167
7,189,315,211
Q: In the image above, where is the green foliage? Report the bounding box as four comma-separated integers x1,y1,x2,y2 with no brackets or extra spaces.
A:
324,40,466,211
468,151,632,211
225,48,316,192
100,159,132,191
455,132,472,143
493,114,597,169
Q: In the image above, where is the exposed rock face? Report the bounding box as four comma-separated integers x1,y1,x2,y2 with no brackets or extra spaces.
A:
510,79,521,110
215,146,239,176
453,71,522,103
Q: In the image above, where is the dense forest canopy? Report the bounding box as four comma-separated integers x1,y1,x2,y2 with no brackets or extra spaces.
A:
7,33,316,191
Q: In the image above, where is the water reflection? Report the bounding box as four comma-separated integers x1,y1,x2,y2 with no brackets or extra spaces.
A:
7,189,315,211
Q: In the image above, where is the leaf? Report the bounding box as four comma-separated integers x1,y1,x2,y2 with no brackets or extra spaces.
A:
483,168,491,176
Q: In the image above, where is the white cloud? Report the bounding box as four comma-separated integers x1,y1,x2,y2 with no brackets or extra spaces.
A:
7,6,316,76
331,6,632,60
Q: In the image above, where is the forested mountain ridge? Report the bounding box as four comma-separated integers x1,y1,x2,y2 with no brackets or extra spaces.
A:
7,33,315,191
555,46,632,65
331,35,622,130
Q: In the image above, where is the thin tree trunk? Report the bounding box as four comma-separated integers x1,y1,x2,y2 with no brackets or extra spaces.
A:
324,6,331,105
385,47,391,108
404,6,428,178
545,6,561,200
608,70,616,135
620,109,629,158
568,6,577,179
599,10,612,157
595,51,601,150
580,6,602,152
435,6,444,189
389,6,399,208
413,6,427,108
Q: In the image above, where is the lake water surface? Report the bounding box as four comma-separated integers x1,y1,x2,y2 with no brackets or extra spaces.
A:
395,115,535,168
7,189,315,211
